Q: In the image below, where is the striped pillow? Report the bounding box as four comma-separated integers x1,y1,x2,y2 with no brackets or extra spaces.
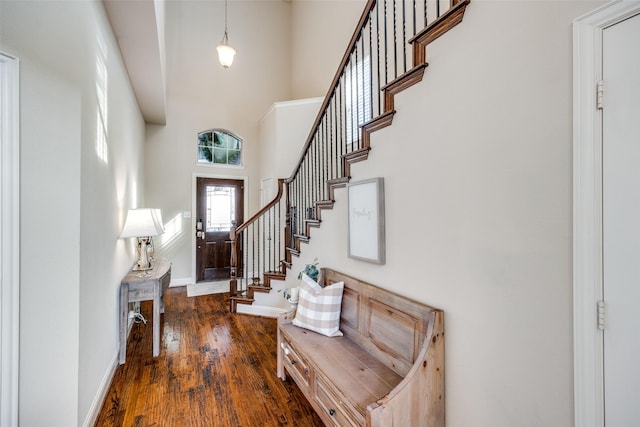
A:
292,273,344,337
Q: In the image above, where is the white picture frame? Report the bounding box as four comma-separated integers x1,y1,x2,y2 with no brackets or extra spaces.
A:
347,178,385,264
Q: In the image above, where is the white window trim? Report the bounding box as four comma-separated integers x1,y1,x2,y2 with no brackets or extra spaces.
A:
194,162,244,170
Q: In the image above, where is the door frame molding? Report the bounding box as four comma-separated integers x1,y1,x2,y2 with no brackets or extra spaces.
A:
191,172,248,283
0,52,20,427
573,2,640,426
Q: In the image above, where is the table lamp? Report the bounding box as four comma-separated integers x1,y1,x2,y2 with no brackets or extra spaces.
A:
119,208,165,271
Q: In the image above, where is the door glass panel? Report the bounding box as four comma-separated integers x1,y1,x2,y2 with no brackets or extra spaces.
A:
206,186,236,232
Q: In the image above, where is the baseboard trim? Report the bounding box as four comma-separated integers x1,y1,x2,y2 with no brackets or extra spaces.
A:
82,349,118,427
170,277,191,287
236,304,289,318
82,313,138,426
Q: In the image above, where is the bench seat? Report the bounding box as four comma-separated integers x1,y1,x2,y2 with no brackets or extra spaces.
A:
280,323,402,419
277,268,444,426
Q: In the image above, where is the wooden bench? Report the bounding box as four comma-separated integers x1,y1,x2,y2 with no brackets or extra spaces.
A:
277,268,444,426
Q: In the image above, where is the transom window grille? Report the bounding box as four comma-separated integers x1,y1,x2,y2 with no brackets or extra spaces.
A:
206,186,236,232
197,129,242,166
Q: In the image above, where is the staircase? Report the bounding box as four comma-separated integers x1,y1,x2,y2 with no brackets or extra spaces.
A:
229,0,471,312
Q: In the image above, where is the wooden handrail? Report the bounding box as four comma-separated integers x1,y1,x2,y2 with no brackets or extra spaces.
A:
286,0,377,183
230,178,285,239
229,178,286,303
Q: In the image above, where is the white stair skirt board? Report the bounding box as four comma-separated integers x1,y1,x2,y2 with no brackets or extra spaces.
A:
236,304,289,318
186,281,230,297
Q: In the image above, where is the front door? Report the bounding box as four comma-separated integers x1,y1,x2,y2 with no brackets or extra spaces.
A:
196,178,244,282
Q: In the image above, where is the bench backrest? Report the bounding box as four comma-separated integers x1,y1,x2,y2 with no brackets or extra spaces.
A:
320,268,441,377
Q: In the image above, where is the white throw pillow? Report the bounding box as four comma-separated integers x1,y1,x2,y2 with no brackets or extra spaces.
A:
292,273,344,337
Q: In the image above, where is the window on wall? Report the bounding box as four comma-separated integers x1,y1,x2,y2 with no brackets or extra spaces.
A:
197,129,242,166
345,55,372,146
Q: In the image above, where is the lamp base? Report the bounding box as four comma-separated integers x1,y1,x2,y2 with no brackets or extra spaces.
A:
133,237,153,271
131,263,154,272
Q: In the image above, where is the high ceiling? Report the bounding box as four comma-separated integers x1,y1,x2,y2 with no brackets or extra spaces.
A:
102,0,364,126
103,0,167,125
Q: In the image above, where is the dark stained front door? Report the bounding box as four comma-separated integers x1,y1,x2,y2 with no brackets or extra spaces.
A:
196,178,244,282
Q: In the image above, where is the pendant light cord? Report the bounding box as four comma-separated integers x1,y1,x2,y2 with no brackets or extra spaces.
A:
224,0,229,39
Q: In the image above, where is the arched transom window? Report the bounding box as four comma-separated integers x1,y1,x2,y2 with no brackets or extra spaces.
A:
197,129,242,166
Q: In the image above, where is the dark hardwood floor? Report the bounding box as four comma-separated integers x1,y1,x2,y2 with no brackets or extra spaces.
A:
95,287,323,426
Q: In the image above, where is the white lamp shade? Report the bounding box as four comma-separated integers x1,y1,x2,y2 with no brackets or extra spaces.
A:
153,208,163,230
217,43,236,68
119,208,165,238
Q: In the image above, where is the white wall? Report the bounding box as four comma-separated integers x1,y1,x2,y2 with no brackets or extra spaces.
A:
77,5,147,424
19,60,82,427
282,1,603,426
258,97,323,196
145,0,292,281
291,0,366,99
145,0,365,283
0,1,146,425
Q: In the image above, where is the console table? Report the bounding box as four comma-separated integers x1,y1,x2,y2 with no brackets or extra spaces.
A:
119,257,171,364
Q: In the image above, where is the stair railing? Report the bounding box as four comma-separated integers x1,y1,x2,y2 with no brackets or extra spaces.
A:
229,179,287,306
285,0,462,256
229,0,468,310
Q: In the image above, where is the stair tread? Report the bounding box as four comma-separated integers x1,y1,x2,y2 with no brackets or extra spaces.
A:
286,247,301,256
230,295,254,303
327,177,350,185
409,0,470,46
342,147,371,159
381,64,428,94
361,111,395,132
293,234,310,243
248,285,272,293
265,271,286,278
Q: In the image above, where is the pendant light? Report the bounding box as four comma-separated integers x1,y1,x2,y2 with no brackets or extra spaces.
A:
216,0,236,68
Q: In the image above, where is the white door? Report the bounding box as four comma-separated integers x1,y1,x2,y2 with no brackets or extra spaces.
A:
602,12,640,426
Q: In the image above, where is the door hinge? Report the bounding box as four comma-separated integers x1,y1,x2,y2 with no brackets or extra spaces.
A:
597,300,606,330
596,80,604,110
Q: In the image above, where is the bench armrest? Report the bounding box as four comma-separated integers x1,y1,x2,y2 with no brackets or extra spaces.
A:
277,309,296,381
277,308,296,325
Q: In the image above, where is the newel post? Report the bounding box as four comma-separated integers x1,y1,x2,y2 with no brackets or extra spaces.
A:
284,181,292,268
229,222,237,298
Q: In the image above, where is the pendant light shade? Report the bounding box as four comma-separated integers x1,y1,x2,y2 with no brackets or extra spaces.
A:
217,35,236,68
217,0,235,68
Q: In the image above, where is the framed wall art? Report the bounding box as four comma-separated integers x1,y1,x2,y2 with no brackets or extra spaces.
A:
347,178,385,264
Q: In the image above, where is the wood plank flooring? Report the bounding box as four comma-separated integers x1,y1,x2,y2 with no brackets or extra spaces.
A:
95,287,323,426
